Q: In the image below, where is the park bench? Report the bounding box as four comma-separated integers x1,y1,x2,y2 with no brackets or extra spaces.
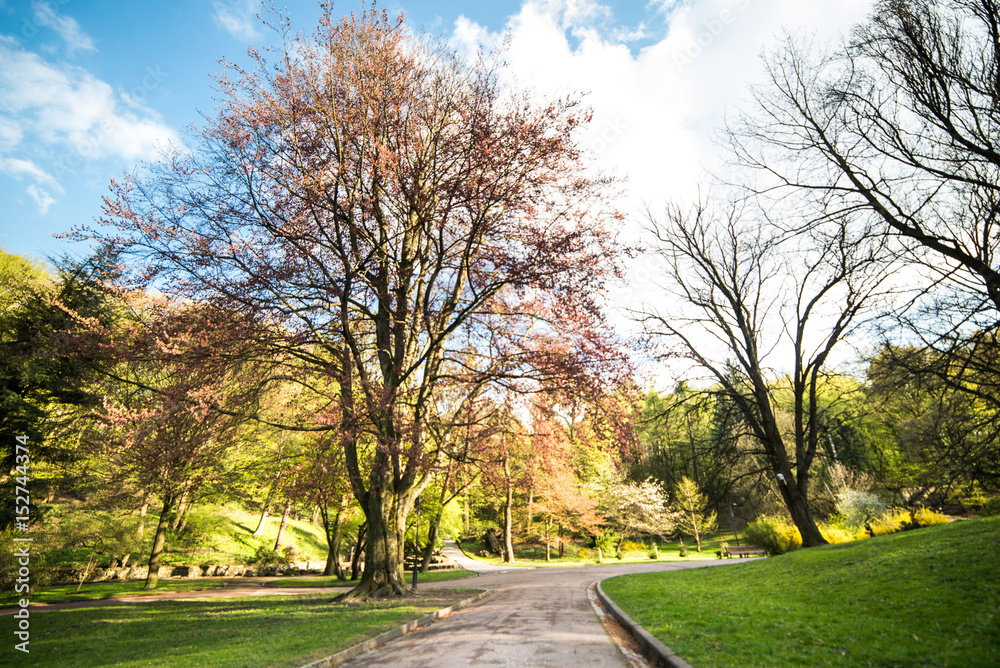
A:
721,545,765,558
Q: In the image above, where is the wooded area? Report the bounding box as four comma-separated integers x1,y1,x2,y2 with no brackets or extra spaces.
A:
3,0,999,600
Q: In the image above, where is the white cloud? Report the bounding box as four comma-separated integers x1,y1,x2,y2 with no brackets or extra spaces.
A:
212,0,262,41
0,37,177,163
0,156,58,187
26,184,56,215
446,0,878,354
31,0,97,56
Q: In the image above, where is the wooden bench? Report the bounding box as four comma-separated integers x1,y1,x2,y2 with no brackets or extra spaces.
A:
722,545,765,558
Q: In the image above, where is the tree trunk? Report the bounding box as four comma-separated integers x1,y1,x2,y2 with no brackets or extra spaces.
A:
274,497,293,552
253,470,283,538
144,495,174,590
502,457,515,563
174,498,193,534
338,488,412,600
137,495,149,540
420,512,442,572
350,521,366,580
545,515,552,562
779,473,826,547
171,489,188,532
321,507,346,579
311,506,320,525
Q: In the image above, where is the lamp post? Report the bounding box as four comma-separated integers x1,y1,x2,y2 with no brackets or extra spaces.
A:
412,496,422,589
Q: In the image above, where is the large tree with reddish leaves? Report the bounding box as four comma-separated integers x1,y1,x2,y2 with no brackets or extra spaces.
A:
75,4,624,598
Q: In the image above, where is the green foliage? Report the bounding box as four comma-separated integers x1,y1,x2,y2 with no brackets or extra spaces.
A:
678,539,687,557
595,531,618,556
743,515,802,556
833,488,889,531
980,497,1000,517
648,543,659,560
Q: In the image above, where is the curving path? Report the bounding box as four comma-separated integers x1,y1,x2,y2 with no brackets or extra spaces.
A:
342,554,732,667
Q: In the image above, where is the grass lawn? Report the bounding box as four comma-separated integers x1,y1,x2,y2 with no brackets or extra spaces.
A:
10,589,482,667
601,516,1000,667
265,569,478,587
0,580,228,606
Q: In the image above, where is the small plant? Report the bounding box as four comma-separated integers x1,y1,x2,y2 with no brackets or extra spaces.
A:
913,507,949,527
743,515,802,555
678,540,688,557
577,547,590,560
648,543,659,560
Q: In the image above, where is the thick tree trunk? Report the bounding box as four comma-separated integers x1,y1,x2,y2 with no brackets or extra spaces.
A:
311,506,320,525
780,474,826,547
144,495,174,590
274,497,293,552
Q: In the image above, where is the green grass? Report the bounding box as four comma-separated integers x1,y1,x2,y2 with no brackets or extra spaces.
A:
601,516,1000,667
0,580,227,606
8,590,482,667
457,533,730,567
265,569,478,588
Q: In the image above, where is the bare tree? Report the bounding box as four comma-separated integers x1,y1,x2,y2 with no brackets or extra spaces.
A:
730,0,1000,376
634,198,889,547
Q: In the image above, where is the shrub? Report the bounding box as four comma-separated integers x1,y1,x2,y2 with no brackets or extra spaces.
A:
979,497,1000,517
868,508,909,536
819,523,855,544
835,489,889,531
619,539,644,553
577,547,590,560
913,507,949,527
743,515,802,555
648,543,659,560
678,540,688,557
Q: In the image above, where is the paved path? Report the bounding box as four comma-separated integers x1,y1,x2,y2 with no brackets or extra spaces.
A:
439,539,532,575
342,559,731,667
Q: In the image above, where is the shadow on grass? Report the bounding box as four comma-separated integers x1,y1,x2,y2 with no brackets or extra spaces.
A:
28,590,481,668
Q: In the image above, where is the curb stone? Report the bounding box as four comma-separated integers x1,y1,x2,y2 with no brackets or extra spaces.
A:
298,590,492,668
596,581,695,668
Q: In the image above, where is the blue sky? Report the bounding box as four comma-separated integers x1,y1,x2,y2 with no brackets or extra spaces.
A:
0,0,875,266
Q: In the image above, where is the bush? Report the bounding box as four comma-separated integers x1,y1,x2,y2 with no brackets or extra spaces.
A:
978,497,1000,517
648,543,659,560
619,539,644,553
913,507,949,527
678,540,688,557
743,515,802,556
835,489,889,531
819,523,855,544
577,547,590,560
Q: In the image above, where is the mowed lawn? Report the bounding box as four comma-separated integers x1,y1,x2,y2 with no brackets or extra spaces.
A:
6,589,481,667
601,516,1000,667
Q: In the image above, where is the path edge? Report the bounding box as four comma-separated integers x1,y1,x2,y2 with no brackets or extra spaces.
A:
298,589,492,668
595,581,695,668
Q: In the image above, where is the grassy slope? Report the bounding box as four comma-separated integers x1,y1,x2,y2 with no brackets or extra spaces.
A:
601,516,1000,667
